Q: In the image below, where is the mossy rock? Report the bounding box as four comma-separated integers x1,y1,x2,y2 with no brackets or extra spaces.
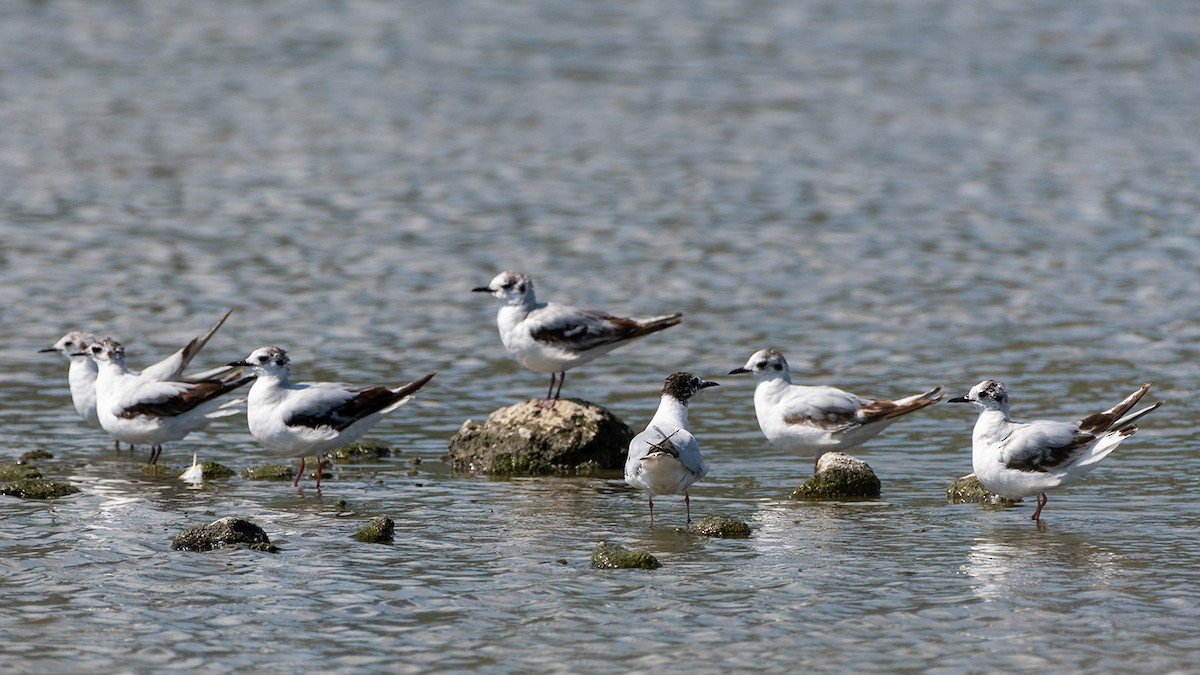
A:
327,440,392,462
139,463,181,477
791,452,881,500
1,478,79,499
20,449,54,462
0,463,42,481
353,516,395,544
241,464,295,481
448,398,634,475
687,515,752,538
947,473,1020,505
591,541,661,570
172,517,278,553
195,462,236,479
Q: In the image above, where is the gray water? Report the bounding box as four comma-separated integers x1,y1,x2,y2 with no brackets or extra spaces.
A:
2,0,1199,672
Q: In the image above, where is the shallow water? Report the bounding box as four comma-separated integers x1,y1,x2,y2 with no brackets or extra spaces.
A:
2,0,1199,672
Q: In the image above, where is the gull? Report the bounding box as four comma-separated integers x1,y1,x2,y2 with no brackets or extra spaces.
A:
472,271,683,406
230,346,437,489
948,379,1163,521
83,337,252,464
40,309,235,449
625,372,718,526
729,348,944,461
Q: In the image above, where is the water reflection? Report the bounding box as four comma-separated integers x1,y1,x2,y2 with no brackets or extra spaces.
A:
962,525,1120,604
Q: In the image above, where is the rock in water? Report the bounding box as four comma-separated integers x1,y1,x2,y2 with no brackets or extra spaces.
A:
946,473,1020,505
591,541,661,569
241,464,295,481
448,398,634,475
687,515,752,537
353,516,395,544
1,478,79,500
791,452,881,500
172,517,278,552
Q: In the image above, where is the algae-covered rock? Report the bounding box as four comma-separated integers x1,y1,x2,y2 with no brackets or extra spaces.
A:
172,517,278,552
327,440,392,462
0,463,43,481
139,463,180,477
241,464,295,481
20,449,54,463
448,398,634,475
947,473,1020,505
687,515,752,538
1,478,79,499
591,541,661,570
353,516,395,544
791,452,881,500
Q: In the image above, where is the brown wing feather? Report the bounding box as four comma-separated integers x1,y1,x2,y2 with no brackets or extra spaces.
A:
286,372,435,432
1075,383,1151,435
1005,431,1094,472
120,375,252,419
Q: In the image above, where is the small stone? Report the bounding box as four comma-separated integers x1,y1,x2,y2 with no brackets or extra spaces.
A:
241,464,295,481
448,398,634,475
687,515,752,537
591,541,661,570
0,463,42,481
327,440,392,461
353,516,395,544
20,449,54,463
947,473,1020,505
172,517,278,552
0,478,79,499
199,462,236,479
791,452,881,500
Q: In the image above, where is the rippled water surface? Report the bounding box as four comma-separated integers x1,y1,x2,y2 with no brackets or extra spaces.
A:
2,0,1199,672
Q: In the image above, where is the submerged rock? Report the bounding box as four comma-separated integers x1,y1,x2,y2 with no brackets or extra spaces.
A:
353,516,395,544
241,464,295,481
327,440,392,462
687,515,752,538
20,449,54,463
172,517,278,552
0,463,43,482
791,452,881,500
1,478,79,499
947,473,1020,505
448,398,634,475
591,541,661,570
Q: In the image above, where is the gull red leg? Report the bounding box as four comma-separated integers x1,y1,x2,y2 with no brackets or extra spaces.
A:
294,457,305,488
1031,492,1048,521
553,371,566,401
648,495,655,528
685,491,692,523
315,458,324,489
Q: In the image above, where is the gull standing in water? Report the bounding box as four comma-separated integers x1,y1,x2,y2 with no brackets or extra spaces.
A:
625,372,718,526
473,271,682,406
230,346,436,489
84,337,252,464
948,379,1162,521
729,348,943,461
40,309,235,449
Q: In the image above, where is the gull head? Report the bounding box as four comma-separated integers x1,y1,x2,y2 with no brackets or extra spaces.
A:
729,348,791,383
472,271,535,305
948,379,1010,413
662,372,720,405
40,331,100,359
78,337,126,366
229,346,290,377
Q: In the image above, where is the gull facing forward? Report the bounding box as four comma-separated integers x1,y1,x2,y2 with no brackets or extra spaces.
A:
948,380,1163,521
472,272,682,406
625,372,718,526
84,337,252,464
230,346,436,488
40,309,235,448
730,348,943,460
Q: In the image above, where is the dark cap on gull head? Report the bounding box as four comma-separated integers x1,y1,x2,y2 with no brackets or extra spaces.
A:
662,372,720,403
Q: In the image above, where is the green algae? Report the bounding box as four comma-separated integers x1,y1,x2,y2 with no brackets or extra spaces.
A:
687,515,752,538
791,452,881,500
946,473,1020,505
0,463,42,481
1,478,79,499
241,464,295,481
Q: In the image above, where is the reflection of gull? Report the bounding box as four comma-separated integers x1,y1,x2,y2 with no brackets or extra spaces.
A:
962,529,1120,603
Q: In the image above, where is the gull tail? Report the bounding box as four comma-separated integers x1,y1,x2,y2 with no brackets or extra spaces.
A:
880,386,946,419
629,312,684,339
1075,382,1155,435
141,308,235,381
380,371,438,414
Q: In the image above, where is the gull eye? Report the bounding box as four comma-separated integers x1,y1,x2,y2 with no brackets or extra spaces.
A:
257,355,269,363
755,361,767,369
